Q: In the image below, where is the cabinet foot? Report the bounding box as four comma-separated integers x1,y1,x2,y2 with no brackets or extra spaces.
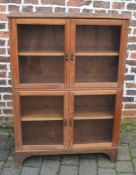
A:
105,149,118,162
15,148,118,165
15,152,31,166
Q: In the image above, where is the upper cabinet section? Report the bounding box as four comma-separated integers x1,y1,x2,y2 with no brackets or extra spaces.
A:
9,17,128,89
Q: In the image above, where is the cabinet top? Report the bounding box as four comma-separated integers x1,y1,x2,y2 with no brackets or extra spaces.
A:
8,12,129,20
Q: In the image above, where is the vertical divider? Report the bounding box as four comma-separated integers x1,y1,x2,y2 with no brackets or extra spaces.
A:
70,20,76,87
64,92,69,149
64,19,70,88
68,92,74,150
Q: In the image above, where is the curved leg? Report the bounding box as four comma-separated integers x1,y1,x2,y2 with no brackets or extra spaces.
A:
104,149,118,162
15,152,31,166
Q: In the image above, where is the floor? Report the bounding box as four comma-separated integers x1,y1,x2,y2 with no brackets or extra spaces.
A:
0,124,136,175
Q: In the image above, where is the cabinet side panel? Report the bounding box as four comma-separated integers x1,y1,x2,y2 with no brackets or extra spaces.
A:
112,90,123,146
9,18,22,150
117,20,129,88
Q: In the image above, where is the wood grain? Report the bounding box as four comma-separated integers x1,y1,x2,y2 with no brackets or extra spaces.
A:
9,15,129,164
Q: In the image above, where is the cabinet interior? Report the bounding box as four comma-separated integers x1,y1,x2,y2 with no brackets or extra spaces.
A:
73,119,113,144
20,96,64,121
17,25,64,52
74,95,115,120
76,25,121,52
19,56,64,83
75,56,118,83
22,121,63,145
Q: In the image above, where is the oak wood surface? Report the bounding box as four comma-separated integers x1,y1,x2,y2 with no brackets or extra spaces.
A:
8,12,130,20
19,51,64,56
9,15,129,164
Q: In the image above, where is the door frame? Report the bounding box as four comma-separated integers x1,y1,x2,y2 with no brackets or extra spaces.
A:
69,89,121,149
70,19,128,89
14,90,69,151
10,18,70,89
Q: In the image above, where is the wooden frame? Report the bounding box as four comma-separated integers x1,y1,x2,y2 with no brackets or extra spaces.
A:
8,13,129,165
14,90,69,151
11,18,70,89
70,19,128,89
69,90,122,149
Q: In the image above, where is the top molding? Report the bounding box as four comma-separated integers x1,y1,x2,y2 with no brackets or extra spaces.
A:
8,12,130,20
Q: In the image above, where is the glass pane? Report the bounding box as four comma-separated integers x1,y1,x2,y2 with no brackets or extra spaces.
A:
19,56,64,84
76,25,121,52
75,56,118,83
22,121,63,145
21,96,63,121
75,95,115,120
73,119,113,144
18,25,64,52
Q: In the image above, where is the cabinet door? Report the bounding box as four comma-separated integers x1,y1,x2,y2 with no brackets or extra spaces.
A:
14,91,69,151
10,19,70,89
70,19,128,88
69,90,122,149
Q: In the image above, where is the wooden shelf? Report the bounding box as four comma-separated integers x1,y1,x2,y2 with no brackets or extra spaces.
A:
73,142,112,148
19,51,64,56
76,51,119,57
21,108,63,121
74,111,114,120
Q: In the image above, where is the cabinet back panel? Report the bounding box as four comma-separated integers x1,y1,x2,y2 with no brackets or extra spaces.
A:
21,96,63,116
75,95,115,113
22,121,63,145
76,26,121,52
73,119,113,144
18,25,64,51
75,56,118,83
19,56,64,83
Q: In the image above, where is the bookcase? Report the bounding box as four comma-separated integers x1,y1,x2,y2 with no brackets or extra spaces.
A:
8,13,129,164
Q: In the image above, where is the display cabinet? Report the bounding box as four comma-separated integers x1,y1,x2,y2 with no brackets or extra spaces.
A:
8,13,129,164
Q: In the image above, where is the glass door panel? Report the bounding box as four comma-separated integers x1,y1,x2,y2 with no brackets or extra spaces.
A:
74,95,115,120
21,96,64,121
19,56,64,84
16,91,68,149
22,121,63,145
76,25,120,52
18,25,64,53
15,19,69,88
70,19,122,88
73,119,113,144
75,56,118,83
21,95,64,146
69,91,116,148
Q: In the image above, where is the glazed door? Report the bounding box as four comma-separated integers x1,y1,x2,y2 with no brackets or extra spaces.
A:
69,90,122,149
14,91,69,151
70,19,128,88
11,19,70,89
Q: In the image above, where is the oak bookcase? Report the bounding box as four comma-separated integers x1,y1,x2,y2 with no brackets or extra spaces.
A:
8,13,129,164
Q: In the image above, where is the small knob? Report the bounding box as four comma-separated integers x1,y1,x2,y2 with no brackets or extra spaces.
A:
71,54,74,60
64,119,67,126
65,53,68,61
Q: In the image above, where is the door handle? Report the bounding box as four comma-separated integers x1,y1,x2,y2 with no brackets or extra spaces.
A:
68,119,72,126
64,119,68,126
65,53,68,61
71,54,74,60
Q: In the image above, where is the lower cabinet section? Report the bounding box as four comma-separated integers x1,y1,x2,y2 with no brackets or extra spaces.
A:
14,90,122,163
